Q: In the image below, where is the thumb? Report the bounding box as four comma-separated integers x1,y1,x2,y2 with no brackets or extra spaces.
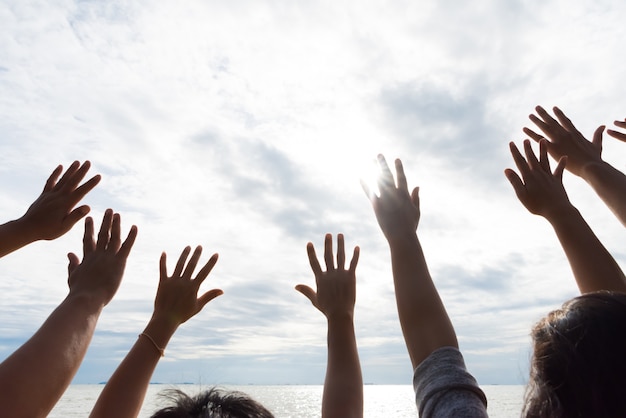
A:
295,284,318,306
197,289,224,310
67,252,80,275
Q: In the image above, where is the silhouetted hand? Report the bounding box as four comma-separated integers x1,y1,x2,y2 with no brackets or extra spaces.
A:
504,139,572,219
154,246,223,326
21,161,101,241
67,209,137,306
361,154,420,241
523,106,604,177
296,234,359,320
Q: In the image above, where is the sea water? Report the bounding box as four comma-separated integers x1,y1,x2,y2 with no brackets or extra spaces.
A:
49,384,525,417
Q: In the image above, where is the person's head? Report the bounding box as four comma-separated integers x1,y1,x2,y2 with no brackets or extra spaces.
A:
523,291,626,418
150,388,274,418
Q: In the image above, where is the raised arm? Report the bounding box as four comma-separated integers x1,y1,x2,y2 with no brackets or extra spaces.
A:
505,139,626,293
0,209,137,418
296,234,362,418
607,118,626,142
362,155,456,369
0,161,101,258
90,246,223,418
524,106,626,226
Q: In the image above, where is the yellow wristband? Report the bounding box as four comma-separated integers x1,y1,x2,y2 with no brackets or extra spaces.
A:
138,332,165,357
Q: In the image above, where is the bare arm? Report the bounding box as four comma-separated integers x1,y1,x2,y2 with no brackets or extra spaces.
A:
525,106,626,226
0,210,137,418
0,161,101,257
90,246,222,418
362,155,457,370
296,234,362,418
505,139,626,293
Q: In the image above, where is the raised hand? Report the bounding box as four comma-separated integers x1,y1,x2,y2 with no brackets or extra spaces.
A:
504,139,572,218
296,234,360,320
22,161,101,241
607,118,626,142
361,154,420,241
0,209,136,417
67,209,137,307
296,234,363,418
154,246,223,326
523,106,604,177
90,246,222,418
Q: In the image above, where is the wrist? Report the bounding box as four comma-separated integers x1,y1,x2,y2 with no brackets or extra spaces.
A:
63,291,106,314
580,159,611,182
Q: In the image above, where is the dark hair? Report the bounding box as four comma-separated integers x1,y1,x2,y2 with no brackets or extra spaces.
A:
150,387,275,418
523,291,626,418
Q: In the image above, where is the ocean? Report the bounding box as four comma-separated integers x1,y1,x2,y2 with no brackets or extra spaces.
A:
48,384,525,417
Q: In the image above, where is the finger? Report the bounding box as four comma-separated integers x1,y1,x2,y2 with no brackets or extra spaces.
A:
523,127,546,144
323,233,334,271
69,174,101,204
360,178,374,201
337,233,345,270
552,107,579,134
182,246,203,279
509,142,531,178
592,125,604,149
108,213,122,253
504,168,526,198
534,105,560,128
295,284,318,306
194,253,219,286
376,154,395,194
523,140,541,170
349,246,360,273
607,129,626,142
554,156,567,180
395,159,408,192
60,161,92,192
64,205,91,230
173,246,192,278
118,225,138,258
159,252,168,280
43,165,63,193
67,252,80,275
614,119,626,128
538,139,551,172
411,187,420,209
54,161,80,190
83,216,95,254
197,289,224,310
306,242,323,277
96,209,113,251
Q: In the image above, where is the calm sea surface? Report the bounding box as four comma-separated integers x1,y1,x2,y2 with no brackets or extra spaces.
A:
49,384,525,417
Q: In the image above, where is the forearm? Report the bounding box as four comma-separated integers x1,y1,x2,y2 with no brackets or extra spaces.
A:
322,316,363,418
90,316,178,418
388,233,458,369
0,294,103,418
581,160,626,226
0,218,38,258
545,206,626,293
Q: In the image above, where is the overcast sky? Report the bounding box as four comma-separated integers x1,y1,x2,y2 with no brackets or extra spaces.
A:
1,0,625,389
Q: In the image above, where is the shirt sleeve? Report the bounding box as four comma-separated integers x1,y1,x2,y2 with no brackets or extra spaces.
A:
413,346,489,418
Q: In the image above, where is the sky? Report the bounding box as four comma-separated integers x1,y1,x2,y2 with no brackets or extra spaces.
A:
0,0,625,388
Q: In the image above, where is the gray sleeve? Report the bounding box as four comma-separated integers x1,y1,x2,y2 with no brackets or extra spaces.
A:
413,346,488,418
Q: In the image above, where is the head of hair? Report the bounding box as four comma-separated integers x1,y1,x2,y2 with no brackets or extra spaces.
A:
523,291,626,418
150,387,274,418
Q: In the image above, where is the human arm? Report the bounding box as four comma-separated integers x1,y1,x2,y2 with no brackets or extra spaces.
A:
296,233,362,418
0,209,137,418
505,139,626,293
524,106,626,226
89,246,223,418
607,118,626,142
0,161,101,258
362,155,457,370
